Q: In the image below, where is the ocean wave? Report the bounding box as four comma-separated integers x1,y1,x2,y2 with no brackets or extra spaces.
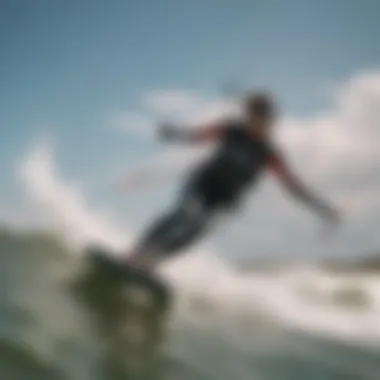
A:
2,229,380,379
17,140,380,347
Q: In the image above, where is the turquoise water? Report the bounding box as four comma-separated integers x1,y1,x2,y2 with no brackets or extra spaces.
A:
1,230,380,380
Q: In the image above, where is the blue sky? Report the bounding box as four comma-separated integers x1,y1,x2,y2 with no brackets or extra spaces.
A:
1,0,380,260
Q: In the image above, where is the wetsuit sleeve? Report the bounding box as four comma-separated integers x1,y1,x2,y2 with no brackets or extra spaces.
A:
158,121,228,143
198,123,229,141
267,150,333,218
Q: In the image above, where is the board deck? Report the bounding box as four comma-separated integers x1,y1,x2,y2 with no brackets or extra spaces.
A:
86,246,171,312
72,245,172,376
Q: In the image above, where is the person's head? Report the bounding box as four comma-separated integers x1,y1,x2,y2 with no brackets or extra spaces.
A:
243,91,277,137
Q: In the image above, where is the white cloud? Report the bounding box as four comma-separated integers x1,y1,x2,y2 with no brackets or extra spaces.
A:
274,71,380,221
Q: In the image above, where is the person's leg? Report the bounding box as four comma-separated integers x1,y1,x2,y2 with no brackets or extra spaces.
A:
125,191,214,270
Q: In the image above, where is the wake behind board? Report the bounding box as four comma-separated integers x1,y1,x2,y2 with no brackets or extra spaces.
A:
73,246,172,376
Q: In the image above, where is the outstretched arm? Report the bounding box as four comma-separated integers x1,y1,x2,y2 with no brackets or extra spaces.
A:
268,152,339,224
157,121,227,144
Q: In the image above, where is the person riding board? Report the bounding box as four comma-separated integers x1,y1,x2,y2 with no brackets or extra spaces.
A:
124,92,341,270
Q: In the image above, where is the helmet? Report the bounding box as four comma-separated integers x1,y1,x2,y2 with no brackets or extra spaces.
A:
244,91,277,120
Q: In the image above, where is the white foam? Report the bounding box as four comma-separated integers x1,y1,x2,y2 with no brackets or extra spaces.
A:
18,141,129,253
18,141,380,347
164,257,380,346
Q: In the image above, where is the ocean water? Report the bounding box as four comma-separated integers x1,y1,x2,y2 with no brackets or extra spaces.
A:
1,230,380,380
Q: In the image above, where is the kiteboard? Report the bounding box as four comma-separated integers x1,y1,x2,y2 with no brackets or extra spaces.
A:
72,245,172,376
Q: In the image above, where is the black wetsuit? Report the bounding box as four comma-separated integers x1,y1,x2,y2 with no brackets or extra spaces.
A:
186,121,275,208
135,120,279,261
